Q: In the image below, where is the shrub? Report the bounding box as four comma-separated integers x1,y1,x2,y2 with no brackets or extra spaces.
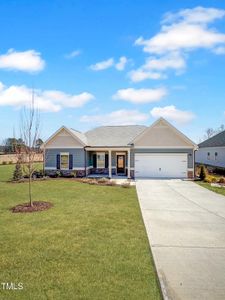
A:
56,171,61,177
71,170,77,178
211,177,217,183
218,177,225,184
121,182,131,188
2,161,7,165
13,162,23,181
106,180,117,186
8,161,13,164
80,178,91,183
204,177,212,183
98,177,109,184
199,165,207,181
89,179,98,185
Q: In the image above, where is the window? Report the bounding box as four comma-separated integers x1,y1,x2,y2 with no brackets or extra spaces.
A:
97,152,105,168
207,152,210,160
60,153,69,169
215,152,218,160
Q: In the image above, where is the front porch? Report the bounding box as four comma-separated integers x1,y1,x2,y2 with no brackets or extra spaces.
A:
85,148,132,179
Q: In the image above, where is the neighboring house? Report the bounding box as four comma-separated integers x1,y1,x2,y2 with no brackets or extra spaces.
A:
42,118,197,179
195,130,225,169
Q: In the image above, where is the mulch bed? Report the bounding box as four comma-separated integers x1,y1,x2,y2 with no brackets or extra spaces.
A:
11,201,53,213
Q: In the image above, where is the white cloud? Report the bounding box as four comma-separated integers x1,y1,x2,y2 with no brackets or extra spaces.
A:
144,52,186,71
132,7,225,81
129,52,185,82
90,56,129,71
113,87,167,104
115,56,128,70
162,7,225,25
80,109,148,125
0,82,94,112
129,69,163,82
90,58,114,71
65,50,81,59
136,23,225,55
150,105,195,124
0,49,45,72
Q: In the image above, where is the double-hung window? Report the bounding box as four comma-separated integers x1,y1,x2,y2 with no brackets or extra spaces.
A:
97,152,105,168
60,153,69,169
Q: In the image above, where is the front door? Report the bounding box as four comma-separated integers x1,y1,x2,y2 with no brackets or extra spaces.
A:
117,155,125,174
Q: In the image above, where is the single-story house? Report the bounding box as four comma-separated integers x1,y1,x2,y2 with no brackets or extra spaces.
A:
42,118,197,179
195,130,225,169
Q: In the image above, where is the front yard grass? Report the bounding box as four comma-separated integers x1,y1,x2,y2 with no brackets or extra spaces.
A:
0,164,161,300
196,181,225,197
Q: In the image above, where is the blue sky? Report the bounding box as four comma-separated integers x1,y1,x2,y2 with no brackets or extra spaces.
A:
0,0,225,143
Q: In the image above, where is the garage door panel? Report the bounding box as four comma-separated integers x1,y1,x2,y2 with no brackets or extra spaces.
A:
135,153,187,178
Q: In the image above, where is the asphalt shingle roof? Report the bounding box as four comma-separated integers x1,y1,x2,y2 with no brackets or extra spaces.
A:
84,125,147,147
70,129,88,145
198,130,225,148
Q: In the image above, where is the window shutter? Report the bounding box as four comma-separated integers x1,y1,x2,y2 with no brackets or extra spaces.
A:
93,154,97,168
105,153,108,168
56,154,60,169
69,154,73,170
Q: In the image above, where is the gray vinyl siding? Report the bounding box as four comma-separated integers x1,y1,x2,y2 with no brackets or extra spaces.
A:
45,148,85,169
133,148,194,168
195,147,225,168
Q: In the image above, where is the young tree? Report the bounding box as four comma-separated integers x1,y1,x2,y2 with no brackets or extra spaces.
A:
20,96,40,206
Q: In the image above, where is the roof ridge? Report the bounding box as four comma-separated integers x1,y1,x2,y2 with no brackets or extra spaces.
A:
85,124,146,132
70,128,83,134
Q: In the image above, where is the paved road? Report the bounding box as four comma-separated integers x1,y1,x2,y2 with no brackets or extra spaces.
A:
136,179,225,300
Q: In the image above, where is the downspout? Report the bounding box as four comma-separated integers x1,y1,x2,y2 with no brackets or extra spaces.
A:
84,147,87,177
194,149,196,178
43,146,45,174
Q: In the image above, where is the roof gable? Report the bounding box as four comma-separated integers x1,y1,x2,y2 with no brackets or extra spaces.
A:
133,118,197,148
42,126,86,148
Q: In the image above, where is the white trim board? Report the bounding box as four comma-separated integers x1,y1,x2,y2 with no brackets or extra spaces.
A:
134,146,194,149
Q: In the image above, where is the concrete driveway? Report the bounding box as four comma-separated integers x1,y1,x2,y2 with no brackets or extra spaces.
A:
136,179,225,300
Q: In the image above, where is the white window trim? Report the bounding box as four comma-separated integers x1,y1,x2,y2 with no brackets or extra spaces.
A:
60,152,69,170
97,152,105,169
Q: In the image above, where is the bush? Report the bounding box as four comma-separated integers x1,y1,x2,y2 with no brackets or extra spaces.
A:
8,161,13,164
89,179,98,185
211,177,217,183
2,161,7,165
121,182,131,188
98,177,109,184
199,165,207,181
106,180,117,186
13,162,23,181
204,177,212,183
80,178,91,183
218,177,225,184
55,171,61,178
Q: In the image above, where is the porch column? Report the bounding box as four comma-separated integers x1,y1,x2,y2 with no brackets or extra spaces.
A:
109,150,112,178
128,149,131,179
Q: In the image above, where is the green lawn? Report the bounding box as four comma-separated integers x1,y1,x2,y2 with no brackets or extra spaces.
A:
196,181,225,197
0,164,161,300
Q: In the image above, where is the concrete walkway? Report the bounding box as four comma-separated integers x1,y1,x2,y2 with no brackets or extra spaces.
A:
136,179,225,300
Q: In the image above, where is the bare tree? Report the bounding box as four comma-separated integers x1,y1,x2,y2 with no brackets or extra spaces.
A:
202,124,225,142
20,93,40,206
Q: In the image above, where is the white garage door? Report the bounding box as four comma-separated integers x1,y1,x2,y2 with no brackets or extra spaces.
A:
135,153,187,178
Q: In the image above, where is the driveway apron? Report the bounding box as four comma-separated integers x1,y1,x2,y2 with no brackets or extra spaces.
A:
136,179,225,300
